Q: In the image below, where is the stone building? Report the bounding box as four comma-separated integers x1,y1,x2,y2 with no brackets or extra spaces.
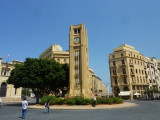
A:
0,57,22,102
109,44,149,99
89,69,108,97
145,57,160,90
157,60,160,76
39,44,69,64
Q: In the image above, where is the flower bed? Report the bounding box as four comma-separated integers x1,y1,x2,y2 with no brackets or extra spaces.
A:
40,96,123,105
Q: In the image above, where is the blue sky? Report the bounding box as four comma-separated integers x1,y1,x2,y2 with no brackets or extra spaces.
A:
0,0,160,90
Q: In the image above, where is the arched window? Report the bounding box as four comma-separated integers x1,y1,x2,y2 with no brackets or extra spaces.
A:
0,82,7,97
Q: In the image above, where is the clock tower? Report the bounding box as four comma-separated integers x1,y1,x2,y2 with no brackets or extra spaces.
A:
68,24,92,98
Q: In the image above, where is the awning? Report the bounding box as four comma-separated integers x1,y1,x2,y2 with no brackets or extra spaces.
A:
134,92,141,96
119,91,131,96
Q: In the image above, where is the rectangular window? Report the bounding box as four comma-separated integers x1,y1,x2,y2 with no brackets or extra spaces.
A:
75,50,80,86
1,69,4,75
122,68,126,74
113,61,116,66
115,78,118,85
132,86,135,90
78,29,80,33
74,29,77,34
122,60,125,64
124,77,127,84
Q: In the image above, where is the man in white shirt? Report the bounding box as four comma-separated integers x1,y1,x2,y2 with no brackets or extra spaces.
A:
0,98,2,107
92,94,97,107
22,97,28,119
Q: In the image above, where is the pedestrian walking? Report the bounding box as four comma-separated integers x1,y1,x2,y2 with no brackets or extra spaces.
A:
92,94,97,107
44,100,50,113
0,98,2,107
21,97,28,119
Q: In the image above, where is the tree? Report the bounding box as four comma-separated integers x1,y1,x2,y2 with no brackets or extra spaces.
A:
144,88,160,99
22,88,31,96
61,63,69,96
7,58,67,103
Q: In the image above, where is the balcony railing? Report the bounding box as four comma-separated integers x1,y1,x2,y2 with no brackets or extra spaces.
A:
110,65,117,68
130,72,135,76
111,73,118,76
121,64,126,67
129,63,134,66
112,83,118,86
121,72,127,76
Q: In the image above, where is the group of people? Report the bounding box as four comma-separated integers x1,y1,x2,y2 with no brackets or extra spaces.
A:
21,97,50,119
17,94,97,119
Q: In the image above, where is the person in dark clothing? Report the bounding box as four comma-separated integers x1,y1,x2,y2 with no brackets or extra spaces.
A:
44,100,50,113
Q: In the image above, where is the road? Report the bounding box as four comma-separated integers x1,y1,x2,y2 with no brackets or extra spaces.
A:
0,100,160,120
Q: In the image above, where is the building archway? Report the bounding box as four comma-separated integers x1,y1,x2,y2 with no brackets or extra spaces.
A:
0,82,7,97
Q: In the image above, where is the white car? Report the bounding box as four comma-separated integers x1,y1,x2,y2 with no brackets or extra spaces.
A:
0,98,2,103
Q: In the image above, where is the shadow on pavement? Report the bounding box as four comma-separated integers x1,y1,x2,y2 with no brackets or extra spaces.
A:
3,102,36,107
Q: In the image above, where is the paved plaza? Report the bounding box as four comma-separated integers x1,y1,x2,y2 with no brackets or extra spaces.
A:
0,100,160,120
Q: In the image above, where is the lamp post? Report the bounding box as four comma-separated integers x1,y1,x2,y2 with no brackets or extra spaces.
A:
105,83,110,98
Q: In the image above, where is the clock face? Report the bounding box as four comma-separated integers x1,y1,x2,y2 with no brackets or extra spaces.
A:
74,37,80,43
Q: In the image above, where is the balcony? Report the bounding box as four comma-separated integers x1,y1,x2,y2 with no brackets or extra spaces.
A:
110,65,117,68
111,73,118,77
130,72,135,76
129,63,134,67
132,82,136,85
121,64,126,67
112,83,118,86
121,83,128,86
121,72,127,76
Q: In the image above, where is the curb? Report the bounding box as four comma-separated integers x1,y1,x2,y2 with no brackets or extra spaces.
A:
28,102,137,110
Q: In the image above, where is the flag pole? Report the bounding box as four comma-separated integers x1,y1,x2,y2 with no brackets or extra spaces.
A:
6,54,10,68
7,54,10,62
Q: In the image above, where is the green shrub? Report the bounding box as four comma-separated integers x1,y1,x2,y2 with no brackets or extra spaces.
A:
73,97,83,105
40,96,57,105
40,96,123,105
81,98,89,105
96,97,103,104
107,98,113,104
71,97,89,105
55,98,65,105
103,98,110,104
88,99,94,104
112,97,123,104
66,98,76,105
